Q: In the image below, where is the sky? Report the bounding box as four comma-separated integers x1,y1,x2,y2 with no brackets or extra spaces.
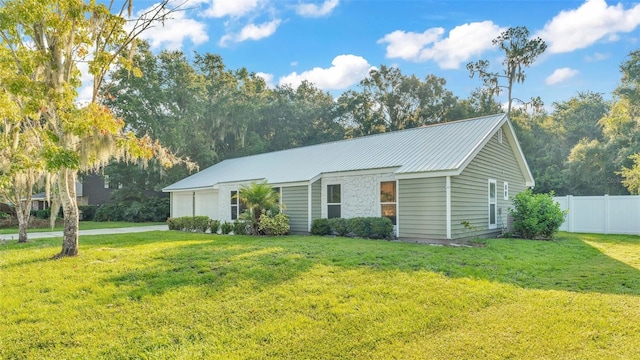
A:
124,0,640,110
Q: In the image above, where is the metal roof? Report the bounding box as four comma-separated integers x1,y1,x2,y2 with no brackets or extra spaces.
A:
164,113,525,191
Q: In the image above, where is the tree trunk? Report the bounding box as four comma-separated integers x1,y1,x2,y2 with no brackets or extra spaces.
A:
56,168,79,257
14,176,34,243
16,207,29,243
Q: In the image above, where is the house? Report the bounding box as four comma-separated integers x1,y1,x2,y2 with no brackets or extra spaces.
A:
163,114,534,240
28,174,115,211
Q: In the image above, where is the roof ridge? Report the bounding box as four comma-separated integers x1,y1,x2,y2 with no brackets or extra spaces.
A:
221,113,507,162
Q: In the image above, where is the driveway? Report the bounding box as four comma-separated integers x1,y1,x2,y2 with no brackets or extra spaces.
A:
0,224,169,241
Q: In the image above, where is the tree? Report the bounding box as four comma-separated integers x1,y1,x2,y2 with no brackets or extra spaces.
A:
467,26,547,114
236,181,280,235
0,42,47,242
0,0,192,257
337,66,458,135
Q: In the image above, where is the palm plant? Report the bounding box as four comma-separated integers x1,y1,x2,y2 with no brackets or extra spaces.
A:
236,181,280,235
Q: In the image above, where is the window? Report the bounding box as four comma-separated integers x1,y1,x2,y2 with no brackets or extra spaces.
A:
498,128,503,144
103,175,122,189
327,184,341,218
380,181,397,225
230,191,247,220
488,179,497,229
503,182,509,200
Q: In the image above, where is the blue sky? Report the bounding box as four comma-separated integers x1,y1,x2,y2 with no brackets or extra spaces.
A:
129,0,640,109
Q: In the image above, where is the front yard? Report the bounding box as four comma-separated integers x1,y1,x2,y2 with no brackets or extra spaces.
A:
1,231,639,358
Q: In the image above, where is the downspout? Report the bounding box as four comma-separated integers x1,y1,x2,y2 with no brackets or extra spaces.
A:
308,182,312,232
446,176,451,240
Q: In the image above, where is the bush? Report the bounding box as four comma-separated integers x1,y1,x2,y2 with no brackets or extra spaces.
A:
328,218,349,236
233,220,250,235
209,219,221,234
31,208,51,220
94,197,170,223
311,218,330,235
79,205,97,221
220,221,233,235
509,189,566,239
369,217,394,239
0,211,9,219
166,216,210,232
259,213,290,236
313,217,394,240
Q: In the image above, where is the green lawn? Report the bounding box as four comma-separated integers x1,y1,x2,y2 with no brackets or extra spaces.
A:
1,232,639,359
0,221,165,234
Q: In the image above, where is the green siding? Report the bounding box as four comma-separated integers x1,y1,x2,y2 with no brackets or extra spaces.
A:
398,177,446,239
311,180,321,221
282,185,309,234
451,126,527,238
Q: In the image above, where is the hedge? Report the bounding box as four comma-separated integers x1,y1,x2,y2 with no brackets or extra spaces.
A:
311,217,394,239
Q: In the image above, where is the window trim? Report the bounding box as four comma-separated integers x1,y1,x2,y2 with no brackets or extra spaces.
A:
503,182,509,201
327,184,341,219
498,128,503,144
380,181,397,225
488,179,497,229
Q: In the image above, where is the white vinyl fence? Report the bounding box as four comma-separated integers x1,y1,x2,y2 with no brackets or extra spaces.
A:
554,195,640,235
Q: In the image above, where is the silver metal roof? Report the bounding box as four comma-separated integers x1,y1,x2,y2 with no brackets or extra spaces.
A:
164,113,523,191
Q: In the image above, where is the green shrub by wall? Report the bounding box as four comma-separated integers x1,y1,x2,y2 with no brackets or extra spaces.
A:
311,217,394,240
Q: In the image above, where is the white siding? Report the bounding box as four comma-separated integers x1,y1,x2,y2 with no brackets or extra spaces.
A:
194,190,218,219
172,192,193,218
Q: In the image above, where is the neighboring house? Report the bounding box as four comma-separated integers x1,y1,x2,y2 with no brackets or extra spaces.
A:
29,174,119,211
163,114,534,240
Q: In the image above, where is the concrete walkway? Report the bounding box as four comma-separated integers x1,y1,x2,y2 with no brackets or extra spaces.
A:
0,224,169,241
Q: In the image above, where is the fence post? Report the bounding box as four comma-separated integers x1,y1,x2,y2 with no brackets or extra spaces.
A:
604,194,609,234
567,195,573,233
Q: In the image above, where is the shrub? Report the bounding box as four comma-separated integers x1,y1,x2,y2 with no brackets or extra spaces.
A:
369,217,394,239
0,211,9,219
509,189,566,239
209,219,221,234
349,217,371,238
314,217,394,240
328,218,349,236
259,213,290,236
166,216,210,232
79,205,97,221
311,218,330,235
31,208,51,220
220,221,233,235
94,204,125,222
233,220,250,235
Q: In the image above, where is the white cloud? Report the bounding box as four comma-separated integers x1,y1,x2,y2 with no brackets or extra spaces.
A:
203,0,260,18
137,10,209,50
378,21,504,69
545,67,579,85
219,19,281,46
537,0,640,54
279,55,373,90
256,72,275,88
296,0,340,17
585,52,610,62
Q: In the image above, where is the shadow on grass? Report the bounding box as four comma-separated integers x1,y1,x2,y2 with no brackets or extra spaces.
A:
103,231,640,300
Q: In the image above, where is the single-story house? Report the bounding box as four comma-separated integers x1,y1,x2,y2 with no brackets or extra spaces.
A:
163,113,534,240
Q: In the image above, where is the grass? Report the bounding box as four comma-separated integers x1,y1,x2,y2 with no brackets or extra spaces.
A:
0,221,165,234
1,231,639,359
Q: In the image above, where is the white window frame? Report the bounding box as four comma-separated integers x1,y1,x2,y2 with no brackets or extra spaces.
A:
327,184,341,218
498,128,503,144
488,179,497,229
503,182,509,201
380,181,397,225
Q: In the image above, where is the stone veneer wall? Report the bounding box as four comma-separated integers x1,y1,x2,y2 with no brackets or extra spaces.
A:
321,172,396,219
